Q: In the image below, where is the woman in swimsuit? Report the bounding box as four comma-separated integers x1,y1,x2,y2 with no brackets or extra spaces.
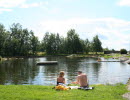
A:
57,71,65,85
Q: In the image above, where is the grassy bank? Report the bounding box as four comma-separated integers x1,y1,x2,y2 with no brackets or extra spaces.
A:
100,54,122,59
100,54,130,59
2,53,130,60
0,84,128,100
36,52,130,59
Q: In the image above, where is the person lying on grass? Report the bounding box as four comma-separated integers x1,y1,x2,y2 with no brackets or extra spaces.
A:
57,71,65,85
72,71,89,88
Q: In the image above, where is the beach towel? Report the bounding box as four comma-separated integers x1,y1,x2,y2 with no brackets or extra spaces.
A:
69,86,94,90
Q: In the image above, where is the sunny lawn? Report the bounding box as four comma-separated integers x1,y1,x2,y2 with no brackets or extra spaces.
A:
0,84,128,100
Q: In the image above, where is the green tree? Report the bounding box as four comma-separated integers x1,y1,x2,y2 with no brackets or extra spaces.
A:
103,47,110,51
42,33,57,54
59,37,67,54
91,35,103,54
0,24,8,56
5,23,39,56
42,32,50,53
84,39,91,54
66,29,83,54
30,31,39,55
42,32,66,54
49,33,56,54
55,33,61,54
8,23,23,56
19,28,31,56
9,23,32,56
120,49,127,54
112,49,115,52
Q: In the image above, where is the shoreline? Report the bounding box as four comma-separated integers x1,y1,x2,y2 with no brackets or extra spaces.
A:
1,54,130,64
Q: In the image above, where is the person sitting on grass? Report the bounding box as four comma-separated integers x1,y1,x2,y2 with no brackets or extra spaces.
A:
72,71,89,88
57,71,65,85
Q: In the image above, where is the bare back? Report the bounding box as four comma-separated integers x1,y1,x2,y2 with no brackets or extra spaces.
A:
77,74,88,87
57,77,65,84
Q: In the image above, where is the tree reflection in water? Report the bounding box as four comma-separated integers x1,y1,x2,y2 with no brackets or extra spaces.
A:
0,58,38,85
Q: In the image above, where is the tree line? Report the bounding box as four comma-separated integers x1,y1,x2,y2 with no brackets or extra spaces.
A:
0,23,103,56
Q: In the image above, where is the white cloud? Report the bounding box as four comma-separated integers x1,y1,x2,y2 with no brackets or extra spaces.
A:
48,8,61,14
0,0,26,8
0,0,47,13
35,17,130,50
20,1,48,8
0,8,12,14
20,3,41,8
117,0,130,6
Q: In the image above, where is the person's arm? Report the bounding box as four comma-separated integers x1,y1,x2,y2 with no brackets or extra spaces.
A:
57,78,58,82
63,78,65,84
76,76,79,84
71,81,78,84
71,76,79,84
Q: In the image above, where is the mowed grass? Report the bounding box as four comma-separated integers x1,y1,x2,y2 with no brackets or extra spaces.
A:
0,84,128,100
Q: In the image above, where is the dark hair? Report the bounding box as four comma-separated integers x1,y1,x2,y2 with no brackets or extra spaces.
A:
78,71,82,73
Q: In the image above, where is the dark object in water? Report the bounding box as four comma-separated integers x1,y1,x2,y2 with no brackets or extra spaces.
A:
37,61,58,65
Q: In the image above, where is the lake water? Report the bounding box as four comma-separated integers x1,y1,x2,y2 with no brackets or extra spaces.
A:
0,57,130,85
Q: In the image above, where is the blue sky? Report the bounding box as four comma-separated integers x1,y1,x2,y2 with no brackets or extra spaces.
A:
0,0,130,50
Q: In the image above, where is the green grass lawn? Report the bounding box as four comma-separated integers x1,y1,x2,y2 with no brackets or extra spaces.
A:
0,84,128,100
100,54,122,59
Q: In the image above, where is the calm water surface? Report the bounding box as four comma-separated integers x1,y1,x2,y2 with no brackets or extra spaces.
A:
0,57,130,85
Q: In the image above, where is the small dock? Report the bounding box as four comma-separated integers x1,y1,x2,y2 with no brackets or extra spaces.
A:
37,61,58,65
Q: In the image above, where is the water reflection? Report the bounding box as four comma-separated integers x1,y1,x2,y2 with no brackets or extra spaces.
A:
0,58,39,85
0,57,130,85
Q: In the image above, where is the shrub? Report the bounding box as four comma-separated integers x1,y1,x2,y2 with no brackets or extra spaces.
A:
0,56,2,61
120,49,127,54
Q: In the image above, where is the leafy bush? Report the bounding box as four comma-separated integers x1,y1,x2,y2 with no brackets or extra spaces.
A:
120,49,127,54
0,56,2,60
